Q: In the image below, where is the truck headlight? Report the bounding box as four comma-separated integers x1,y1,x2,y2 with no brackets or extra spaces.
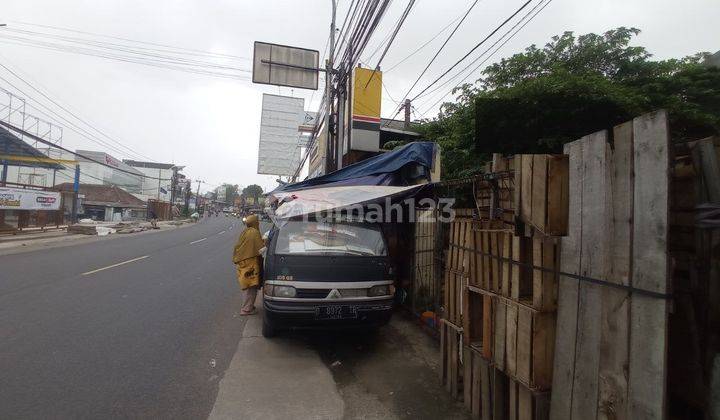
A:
272,285,297,298
368,284,392,297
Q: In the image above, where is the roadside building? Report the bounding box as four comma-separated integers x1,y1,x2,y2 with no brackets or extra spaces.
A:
122,160,180,203
307,117,422,179
55,183,147,222
1,126,66,232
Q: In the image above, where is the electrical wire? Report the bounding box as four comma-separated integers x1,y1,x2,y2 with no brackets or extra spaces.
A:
383,0,535,125
385,0,478,115
382,11,465,73
369,0,416,74
0,62,158,162
408,0,534,102
10,20,251,61
0,119,167,181
418,0,552,116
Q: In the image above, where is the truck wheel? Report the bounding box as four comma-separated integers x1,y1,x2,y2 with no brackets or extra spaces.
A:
262,315,276,338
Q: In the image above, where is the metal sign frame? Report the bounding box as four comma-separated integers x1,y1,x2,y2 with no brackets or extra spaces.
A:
252,41,320,90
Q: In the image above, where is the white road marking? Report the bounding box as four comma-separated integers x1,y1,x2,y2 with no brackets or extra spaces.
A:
82,255,149,276
218,230,226,235
190,237,207,244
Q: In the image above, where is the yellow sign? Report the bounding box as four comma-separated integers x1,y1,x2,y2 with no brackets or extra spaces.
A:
352,67,382,121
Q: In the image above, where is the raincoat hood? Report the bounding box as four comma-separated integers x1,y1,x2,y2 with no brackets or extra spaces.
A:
244,214,259,229
233,215,263,263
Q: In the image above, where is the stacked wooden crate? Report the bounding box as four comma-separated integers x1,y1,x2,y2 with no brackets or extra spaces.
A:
439,153,568,419
462,153,566,420
440,209,474,398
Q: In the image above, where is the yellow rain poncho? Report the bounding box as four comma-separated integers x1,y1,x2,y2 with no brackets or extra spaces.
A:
232,214,264,290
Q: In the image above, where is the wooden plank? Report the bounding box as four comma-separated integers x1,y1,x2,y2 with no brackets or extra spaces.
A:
440,320,447,381
481,358,492,420
546,155,569,235
506,304,518,377
550,139,584,420
514,156,523,218
532,154,548,232
532,312,556,390
491,232,499,291
483,231,491,290
502,232,512,297
444,323,452,393
571,130,610,420
597,120,632,420
465,346,473,410
493,368,507,420
521,155,534,224
483,295,493,359
509,380,518,420
494,300,507,370
693,137,720,201
532,238,557,311
511,236,521,300
518,384,533,420
451,325,460,398
516,305,532,385
472,351,482,419
629,110,669,419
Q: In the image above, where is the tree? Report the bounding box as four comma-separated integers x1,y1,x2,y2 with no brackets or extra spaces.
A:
242,184,264,204
419,27,719,179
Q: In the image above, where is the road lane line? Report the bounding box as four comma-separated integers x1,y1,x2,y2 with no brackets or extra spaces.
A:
82,255,150,276
218,230,226,235
190,237,207,244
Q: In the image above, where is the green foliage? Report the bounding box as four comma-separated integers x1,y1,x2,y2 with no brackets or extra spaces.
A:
418,27,719,179
242,184,264,200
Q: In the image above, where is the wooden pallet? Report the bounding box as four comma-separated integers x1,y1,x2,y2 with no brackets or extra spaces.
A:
515,154,569,236
465,286,556,391
463,345,550,420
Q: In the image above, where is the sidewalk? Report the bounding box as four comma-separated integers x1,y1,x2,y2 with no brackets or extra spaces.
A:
210,295,470,420
0,219,193,253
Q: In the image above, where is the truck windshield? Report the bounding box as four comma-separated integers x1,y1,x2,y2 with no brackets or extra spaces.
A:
274,221,387,256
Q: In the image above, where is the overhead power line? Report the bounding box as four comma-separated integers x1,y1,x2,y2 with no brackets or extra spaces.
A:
0,60,158,162
369,0,416,76
388,0,479,112
383,11,466,73
417,0,553,115
0,28,252,81
0,120,166,181
10,20,250,61
408,0,534,102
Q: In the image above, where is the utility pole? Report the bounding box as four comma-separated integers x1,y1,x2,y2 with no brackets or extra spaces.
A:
195,180,203,214
403,99,411,129
71,164,80,224
323,0,337,175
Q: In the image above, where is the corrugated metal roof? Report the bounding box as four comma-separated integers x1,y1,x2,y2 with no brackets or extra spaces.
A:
55,183,147,208
0,126,65,170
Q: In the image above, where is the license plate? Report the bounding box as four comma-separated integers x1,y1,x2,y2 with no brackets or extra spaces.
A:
315,305,358,320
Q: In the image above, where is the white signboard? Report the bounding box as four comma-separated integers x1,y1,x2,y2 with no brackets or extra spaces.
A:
257,94,305,176
252,42,319,90
0,187,61,211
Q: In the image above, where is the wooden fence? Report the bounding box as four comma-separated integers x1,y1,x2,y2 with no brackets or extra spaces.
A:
434,110,717,419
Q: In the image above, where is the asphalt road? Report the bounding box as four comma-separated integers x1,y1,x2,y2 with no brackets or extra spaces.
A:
0,215,261,419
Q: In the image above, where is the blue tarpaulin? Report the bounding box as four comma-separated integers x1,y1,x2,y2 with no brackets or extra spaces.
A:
276,142,436,192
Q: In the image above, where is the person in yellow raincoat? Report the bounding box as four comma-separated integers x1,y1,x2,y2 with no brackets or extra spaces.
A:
233,214,264,315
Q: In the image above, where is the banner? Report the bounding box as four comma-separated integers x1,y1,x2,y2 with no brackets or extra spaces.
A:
0,187,62,211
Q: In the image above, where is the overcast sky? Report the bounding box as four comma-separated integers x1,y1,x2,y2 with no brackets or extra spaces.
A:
1,0,717,192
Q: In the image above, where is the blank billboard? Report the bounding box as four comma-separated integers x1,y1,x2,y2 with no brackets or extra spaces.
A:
253,42,319,90
257,94,305,176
